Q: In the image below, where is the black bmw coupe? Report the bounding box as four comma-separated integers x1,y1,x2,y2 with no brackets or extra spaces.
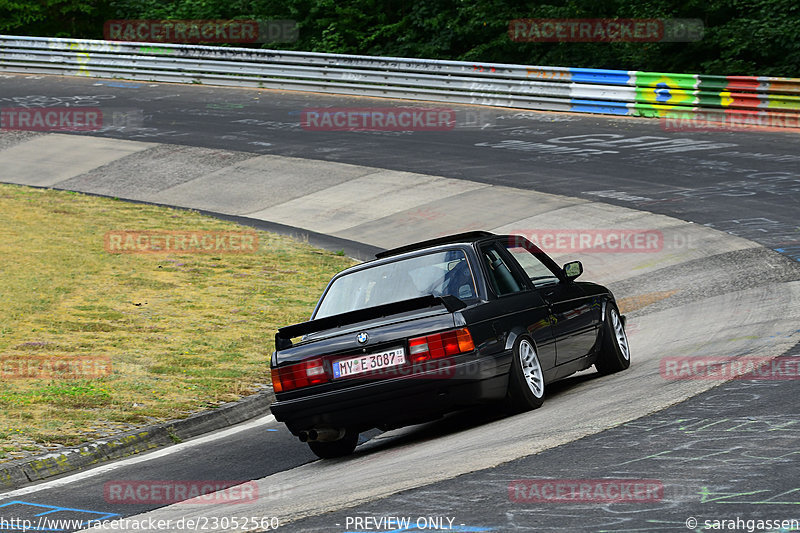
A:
270,231,630,458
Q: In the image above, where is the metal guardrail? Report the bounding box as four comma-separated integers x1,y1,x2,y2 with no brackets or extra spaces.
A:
1,35,799,127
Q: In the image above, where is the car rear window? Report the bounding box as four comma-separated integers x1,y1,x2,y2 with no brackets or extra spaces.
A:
314,249,476,319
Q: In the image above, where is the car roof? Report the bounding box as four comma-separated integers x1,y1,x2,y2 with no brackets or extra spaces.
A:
375,231,495,259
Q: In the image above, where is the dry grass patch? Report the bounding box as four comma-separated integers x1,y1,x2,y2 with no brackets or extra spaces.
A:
0,183,355,458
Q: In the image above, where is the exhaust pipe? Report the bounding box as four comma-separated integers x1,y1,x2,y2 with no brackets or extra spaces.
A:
305,428,345,442
298,431,309,442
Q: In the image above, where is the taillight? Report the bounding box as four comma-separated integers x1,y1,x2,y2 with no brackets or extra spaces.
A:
408,328,475,363
272,358,328,393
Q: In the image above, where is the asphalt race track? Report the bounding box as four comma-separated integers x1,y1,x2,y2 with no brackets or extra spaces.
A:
0,73,799,533
2,74,799,260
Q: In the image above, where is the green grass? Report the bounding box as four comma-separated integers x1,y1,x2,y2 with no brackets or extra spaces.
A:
0,183,356,452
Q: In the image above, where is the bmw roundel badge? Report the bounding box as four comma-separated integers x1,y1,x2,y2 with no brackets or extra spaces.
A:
356,332,369,344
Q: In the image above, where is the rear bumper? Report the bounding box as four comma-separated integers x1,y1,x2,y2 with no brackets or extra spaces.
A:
271,354,510,434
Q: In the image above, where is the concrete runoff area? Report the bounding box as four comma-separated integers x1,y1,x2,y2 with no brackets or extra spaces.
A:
0,133,797,531
0,134,154,187
245,170,490,235
55,143,255,199
335,185,584,249
153,155,377,215
492,207,761,284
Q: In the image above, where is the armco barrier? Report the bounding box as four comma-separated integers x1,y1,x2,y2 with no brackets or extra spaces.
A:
1,35,799,127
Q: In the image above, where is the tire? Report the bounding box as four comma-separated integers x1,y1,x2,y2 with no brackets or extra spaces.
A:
506,336,545,412
595,304,631,375
307,429,359,459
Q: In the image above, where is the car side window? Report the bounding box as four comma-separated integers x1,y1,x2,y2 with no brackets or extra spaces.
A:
481,244,524,296
503,242,561,287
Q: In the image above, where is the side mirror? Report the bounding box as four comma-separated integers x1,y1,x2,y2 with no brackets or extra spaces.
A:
563,260,583,280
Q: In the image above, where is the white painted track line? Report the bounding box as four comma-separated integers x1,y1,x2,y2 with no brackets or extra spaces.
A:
0,414,276,500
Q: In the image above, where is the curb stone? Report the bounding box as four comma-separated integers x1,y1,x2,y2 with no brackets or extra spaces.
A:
0,388,275,491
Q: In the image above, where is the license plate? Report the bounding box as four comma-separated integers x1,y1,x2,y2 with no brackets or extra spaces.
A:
333,347,406,379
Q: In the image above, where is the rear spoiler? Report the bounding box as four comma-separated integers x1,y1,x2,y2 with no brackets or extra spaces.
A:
275,294,466,351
